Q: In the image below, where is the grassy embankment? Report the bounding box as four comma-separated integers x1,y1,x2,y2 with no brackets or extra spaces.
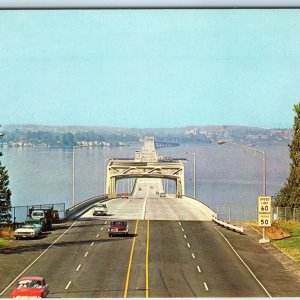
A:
0,227,14,248
271,222,300,262
243,221,300,262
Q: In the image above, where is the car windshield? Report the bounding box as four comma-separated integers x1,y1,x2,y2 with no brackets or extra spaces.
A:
23,225,35,229
17,280,42,288
111,221,127,226
32,212,44,217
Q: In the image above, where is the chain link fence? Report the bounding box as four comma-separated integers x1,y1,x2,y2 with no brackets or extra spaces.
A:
215,205,300,222
10,203,66,224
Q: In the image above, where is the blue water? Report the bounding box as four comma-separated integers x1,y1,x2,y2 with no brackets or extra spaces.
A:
1,142,290,220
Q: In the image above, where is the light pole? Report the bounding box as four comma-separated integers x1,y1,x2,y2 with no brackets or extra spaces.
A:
193,152,196,199
72,145,82,207
218,140,268,242
185,152,196,198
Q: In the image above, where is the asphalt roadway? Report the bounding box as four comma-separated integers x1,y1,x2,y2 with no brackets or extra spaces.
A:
0,197,300,298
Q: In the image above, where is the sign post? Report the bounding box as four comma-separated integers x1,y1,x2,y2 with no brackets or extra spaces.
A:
258,196,271,243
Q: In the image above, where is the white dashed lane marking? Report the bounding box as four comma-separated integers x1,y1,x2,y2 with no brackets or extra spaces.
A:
65,281,71,290
84,252,88,257
76,264,81,272
203,282,209,291
197,265,201,273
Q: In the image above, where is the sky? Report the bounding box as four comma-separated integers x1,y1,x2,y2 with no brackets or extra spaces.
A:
0,9,300,129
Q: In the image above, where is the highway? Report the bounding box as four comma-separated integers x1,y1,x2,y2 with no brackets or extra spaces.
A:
1,195,300,298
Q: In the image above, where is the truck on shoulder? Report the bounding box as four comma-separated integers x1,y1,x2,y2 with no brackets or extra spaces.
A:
28,206,59,231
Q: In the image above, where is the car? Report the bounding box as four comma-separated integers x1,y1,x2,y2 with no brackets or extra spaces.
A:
14,224,41,240
9,276,50,298
108,220,129,237
93,203,108,216
160,192,166,198
121,193,129,199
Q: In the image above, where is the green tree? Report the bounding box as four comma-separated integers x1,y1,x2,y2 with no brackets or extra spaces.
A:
274,103,300,208
0,126,12,223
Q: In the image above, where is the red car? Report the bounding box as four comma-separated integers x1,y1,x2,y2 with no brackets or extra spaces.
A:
10,277,49,298
108,220,129,237
121,193,129,199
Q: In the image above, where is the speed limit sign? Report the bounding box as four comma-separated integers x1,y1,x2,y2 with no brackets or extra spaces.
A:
258,213,271,227
258,196,272,213
258,196,272,227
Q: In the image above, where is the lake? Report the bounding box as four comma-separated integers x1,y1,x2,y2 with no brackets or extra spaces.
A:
1,142,290,220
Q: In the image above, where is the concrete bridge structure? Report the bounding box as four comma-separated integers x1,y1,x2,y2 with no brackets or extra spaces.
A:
105,137,185,197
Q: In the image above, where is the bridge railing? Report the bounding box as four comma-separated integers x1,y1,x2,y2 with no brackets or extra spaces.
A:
65,195,108,219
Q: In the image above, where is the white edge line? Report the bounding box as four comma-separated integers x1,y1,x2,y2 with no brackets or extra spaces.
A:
214,227,272,298
0,221,77,296
65,281,72,290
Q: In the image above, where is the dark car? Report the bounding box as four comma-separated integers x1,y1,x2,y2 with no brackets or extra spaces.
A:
108,220,129,237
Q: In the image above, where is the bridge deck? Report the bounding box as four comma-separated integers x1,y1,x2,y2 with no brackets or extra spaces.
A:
81,196,213,221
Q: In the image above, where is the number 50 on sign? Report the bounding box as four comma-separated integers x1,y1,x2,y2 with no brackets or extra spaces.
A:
258,213,271,227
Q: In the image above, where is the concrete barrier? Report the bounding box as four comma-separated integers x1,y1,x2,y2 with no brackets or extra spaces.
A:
65,195,108,219
212,216,244,234
182,196,217,220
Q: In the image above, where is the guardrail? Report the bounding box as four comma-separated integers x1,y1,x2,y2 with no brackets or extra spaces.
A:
65,195,108,219
212,216,244,234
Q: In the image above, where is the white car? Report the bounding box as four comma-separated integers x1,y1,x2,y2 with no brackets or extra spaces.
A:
93,203,108,216
14,224,41,239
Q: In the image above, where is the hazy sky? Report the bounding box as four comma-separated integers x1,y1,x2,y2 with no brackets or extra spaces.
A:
0,9,300,129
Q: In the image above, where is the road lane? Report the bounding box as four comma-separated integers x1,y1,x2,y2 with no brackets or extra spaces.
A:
148,220,205,297
179,221,269,297
125,220,147,298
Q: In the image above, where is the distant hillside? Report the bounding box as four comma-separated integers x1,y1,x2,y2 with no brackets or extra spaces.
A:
0,124,293,148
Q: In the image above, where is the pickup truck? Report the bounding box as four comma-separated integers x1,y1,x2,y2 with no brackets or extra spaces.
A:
93,203,108,216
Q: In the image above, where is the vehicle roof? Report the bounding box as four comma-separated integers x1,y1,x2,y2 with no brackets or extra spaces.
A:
110,220,127,223
17,277,44,281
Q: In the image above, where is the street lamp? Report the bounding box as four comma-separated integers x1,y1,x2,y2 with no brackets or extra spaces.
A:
218,140,268,243
72,145,83,207
186,152,196,198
